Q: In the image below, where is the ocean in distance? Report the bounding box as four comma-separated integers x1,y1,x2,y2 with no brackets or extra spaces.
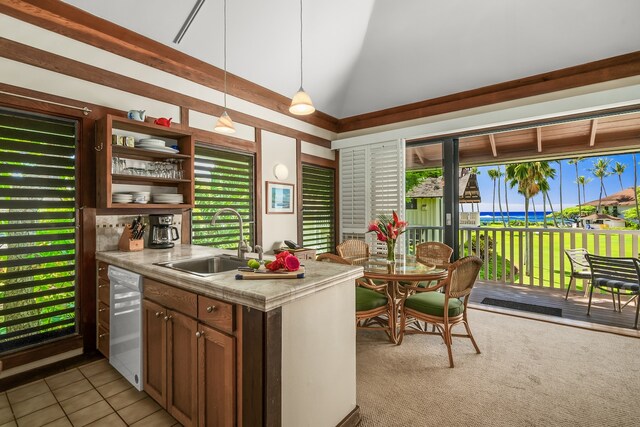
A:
479,211,551,223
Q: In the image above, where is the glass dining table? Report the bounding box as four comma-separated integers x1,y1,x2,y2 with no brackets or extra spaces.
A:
344,255,448,343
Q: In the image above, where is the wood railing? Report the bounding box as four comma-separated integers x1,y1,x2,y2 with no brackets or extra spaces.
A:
405,225,640,290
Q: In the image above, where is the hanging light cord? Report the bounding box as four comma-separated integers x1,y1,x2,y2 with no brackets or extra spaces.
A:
223,0,228,109
299,0,303,88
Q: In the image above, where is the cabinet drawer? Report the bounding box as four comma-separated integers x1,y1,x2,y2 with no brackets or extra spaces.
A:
98,302,110,326
98,278,110,304
97,324,109,358
98,262,109,280
197,296,234,334
143,278,197,317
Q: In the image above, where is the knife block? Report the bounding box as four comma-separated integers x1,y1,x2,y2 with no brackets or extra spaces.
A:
118,225,144,252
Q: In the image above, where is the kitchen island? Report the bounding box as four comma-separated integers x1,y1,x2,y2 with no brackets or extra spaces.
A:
96,245,363,427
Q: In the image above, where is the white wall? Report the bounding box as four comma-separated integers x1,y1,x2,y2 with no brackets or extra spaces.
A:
281,278,356,427
261,130,298,251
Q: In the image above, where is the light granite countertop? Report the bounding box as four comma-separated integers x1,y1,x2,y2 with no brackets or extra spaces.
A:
96,245,363,312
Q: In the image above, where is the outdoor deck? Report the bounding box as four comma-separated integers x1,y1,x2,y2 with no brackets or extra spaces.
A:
470,281,639,332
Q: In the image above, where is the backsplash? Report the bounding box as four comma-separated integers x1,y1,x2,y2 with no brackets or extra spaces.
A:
96,214,182,252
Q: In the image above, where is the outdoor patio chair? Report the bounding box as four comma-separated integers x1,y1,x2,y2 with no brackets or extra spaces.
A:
585,254,640,329
336,239,370,262
564,248,592,300
317,252,392,337
398,256,483,368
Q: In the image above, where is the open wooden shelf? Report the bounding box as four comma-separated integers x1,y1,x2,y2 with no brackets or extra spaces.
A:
96,114,195,209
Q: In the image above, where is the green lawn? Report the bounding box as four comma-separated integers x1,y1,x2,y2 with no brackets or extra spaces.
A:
459,226,640,291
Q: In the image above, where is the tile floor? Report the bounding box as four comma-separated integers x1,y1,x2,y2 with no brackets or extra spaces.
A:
0,359,180,427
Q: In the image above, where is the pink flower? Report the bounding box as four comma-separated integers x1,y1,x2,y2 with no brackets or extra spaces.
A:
376,232,387,242
368,220,380,232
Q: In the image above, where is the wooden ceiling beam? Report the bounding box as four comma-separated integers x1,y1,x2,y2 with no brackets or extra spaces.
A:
488,134,498,157
415,151,425,164
537,127,543,152
589,119,599,146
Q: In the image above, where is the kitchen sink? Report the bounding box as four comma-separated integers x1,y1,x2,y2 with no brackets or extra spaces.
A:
154,254,247,277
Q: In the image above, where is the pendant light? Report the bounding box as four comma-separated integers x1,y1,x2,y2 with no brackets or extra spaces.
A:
289,0,315,115
214,0,236,134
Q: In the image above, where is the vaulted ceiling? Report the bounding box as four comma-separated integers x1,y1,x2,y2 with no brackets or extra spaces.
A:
62,0,640,119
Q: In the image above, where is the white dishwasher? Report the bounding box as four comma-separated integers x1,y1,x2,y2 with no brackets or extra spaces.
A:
108,265,143,391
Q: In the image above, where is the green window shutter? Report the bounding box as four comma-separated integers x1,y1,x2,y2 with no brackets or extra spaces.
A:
0,109,77,353
302,164,335,254
192,145,255,249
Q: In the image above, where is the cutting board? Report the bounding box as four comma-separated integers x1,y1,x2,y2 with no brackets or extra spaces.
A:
235,267,305,280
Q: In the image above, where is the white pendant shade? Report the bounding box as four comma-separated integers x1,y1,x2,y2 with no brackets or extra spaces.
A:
214,110,236,134
289,87,315,115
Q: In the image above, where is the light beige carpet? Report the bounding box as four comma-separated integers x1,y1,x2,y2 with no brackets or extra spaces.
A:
356,309,640,426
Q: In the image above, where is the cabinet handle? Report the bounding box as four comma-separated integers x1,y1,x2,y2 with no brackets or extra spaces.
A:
99,333,109,339
206,305,216,313
98,284,107,288
98,267,105,272
195,331,204,338
155,311,164,318
164,315,172,322
99,308,107,312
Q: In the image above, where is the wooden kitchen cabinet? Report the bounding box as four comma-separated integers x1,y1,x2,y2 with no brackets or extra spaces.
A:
95,114,195,209
143,278,236,427
142,299,167,406
198,323,235,427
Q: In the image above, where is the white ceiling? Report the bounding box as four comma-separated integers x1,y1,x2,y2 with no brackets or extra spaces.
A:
62,0,640,119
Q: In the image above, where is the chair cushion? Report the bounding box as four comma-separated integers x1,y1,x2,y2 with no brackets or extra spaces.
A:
399,280,436,288
356,286,388,312
594,278,640,291
405,292,464,317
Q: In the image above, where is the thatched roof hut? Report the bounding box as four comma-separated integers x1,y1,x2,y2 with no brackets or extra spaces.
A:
406,173,481,204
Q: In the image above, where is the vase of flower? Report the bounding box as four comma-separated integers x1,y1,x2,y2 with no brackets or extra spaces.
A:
367,210,407,264
386,239,396,263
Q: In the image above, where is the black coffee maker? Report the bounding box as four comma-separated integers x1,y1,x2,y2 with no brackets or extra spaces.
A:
149,214,180,249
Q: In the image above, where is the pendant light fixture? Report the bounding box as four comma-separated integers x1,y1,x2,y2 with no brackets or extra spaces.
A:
289,0,315,115
214,0,236,134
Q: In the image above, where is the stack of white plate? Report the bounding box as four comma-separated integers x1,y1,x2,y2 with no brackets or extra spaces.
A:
136,138,179,154
152,194,184,204
112,193,133,204
131,192,151,204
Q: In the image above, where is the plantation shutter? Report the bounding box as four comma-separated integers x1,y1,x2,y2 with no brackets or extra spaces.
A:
339,140,405,255
339,146,367,241
302,164,335,254
0,109,77,353
192,145,255,248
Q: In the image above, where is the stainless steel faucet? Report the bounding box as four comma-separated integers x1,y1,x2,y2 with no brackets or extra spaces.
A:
211,208,251,259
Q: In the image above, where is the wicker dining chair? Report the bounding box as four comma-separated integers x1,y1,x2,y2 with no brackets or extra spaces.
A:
398,256,483,368
336,239,370,260
317,252,392,337
416,241,453,268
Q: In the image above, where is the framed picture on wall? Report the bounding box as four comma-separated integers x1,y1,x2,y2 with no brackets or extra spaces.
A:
266,181,294,214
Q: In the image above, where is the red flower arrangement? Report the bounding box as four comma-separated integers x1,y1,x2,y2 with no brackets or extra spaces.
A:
367,210,407,262
265,250,301,272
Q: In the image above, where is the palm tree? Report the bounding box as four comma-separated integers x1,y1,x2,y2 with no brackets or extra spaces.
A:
568,158,583,217
555,160,564,226
503,170,511,225
531,161,557,228
590,158,612,213
577,176,592,216
487,168,500,223
496,165,506,226
612,161,627,191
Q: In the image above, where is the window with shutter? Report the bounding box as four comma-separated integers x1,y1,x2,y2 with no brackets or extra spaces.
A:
0,109,77,353
338,140,405,254
302,164,335,254
192,145,255,248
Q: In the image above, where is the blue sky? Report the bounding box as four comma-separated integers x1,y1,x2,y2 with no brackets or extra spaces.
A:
474,153,638,212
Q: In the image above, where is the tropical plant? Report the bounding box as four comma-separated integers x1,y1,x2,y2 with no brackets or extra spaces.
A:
405,168,442,193
503,169,510,225
487,168,501,223
612,161,627,191
568,158,583,217
590,158,612,213
577,176,592,213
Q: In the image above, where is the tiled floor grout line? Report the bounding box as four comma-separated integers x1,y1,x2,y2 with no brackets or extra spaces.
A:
76,364,131,427
43,373,76,427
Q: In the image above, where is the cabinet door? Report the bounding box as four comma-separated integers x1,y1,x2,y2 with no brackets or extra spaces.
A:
198,323,236,427
142,299,167,406
167,310,198,427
